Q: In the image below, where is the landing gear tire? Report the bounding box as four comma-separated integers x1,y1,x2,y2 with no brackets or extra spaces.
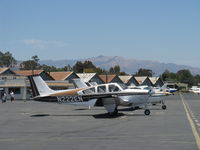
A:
144,109,150,115
162,105,167,110
108,108,118,116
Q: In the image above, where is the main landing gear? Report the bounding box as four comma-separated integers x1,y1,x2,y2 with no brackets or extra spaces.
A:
108,107,118,116
162,105,167,110
144,109,151,115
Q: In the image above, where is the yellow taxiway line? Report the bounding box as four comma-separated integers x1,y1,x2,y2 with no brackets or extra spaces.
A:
180,93,200,150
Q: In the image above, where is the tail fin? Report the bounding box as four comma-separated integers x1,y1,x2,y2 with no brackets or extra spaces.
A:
28,75,55,97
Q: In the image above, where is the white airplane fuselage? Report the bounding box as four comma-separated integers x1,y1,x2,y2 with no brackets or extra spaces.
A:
76,83,150,112
189,87,200,94
28,75,151,115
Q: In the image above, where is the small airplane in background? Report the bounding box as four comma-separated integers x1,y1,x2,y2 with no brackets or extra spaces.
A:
189,86,200,94
28,75,152,116
129,85,171,110
166,87,177,95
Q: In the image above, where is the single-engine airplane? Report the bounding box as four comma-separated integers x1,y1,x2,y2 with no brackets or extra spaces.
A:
28,75,152,116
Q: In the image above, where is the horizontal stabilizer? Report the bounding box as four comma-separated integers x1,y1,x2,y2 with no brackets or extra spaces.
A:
72,78,88,88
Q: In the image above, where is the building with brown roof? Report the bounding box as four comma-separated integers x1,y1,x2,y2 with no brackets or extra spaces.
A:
99,74,123,84
48,72,79,83
0,68,28,100
0,67,16,76
14,70,54,81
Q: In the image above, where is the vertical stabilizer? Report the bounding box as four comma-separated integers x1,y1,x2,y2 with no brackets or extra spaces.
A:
28,75,55,97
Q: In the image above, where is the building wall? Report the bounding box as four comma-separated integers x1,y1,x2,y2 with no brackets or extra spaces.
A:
90,75,104,84
40,72,54,81
111,77,123,84
127,78,139,86
66,73,79,83
154,79,164,87
141,79,153,86
0,78,28,100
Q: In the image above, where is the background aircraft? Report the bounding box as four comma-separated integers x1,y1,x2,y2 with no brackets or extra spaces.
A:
189,86,200,94
129,85,171,110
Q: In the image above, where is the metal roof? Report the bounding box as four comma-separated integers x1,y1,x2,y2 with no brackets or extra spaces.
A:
49,72,73,80
0,68,9,74
14,70,44,76
149,77,160,85
134,76,148,84
118,75,132,84
76,73,96,82
99,75,117,83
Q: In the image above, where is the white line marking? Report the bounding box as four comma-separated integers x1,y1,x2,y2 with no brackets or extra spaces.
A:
180,93,200,150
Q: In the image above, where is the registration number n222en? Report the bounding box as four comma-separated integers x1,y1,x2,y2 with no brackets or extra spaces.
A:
57,96,83,103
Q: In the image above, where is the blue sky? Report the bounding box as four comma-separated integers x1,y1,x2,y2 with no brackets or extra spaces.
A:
0,0,200,67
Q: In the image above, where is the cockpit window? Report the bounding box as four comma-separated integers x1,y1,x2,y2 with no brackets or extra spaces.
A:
109,84,121,92
82,87,95,94
97,86,106,93
118,84,127,90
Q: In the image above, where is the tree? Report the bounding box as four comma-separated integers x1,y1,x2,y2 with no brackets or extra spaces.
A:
20,55,40,70
161,70,179,82
95,67,106,75
176,69,195,86
63,65,72,71
32,55,39,64
73,61,84,73
83,60,96,69
0,51,17,67
40,64,58,72
135,68,154,77
108,65,121,75
194,75,200,85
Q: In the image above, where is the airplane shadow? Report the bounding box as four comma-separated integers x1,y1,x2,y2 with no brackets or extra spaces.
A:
118,108,136,111
93,113,125,119
30,114,50,117
30,112,147,119
149,108,164,110
30,113,125,119
74,108,89,110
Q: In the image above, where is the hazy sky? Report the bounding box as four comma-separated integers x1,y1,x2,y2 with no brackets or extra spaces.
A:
0,0,200,67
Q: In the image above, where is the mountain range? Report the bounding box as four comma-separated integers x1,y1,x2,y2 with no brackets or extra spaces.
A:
39,55,200,75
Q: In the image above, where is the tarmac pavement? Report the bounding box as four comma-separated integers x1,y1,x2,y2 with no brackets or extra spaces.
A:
0,93,199,150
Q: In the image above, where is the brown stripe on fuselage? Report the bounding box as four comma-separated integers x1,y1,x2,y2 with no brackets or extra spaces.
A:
49,88,86,96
